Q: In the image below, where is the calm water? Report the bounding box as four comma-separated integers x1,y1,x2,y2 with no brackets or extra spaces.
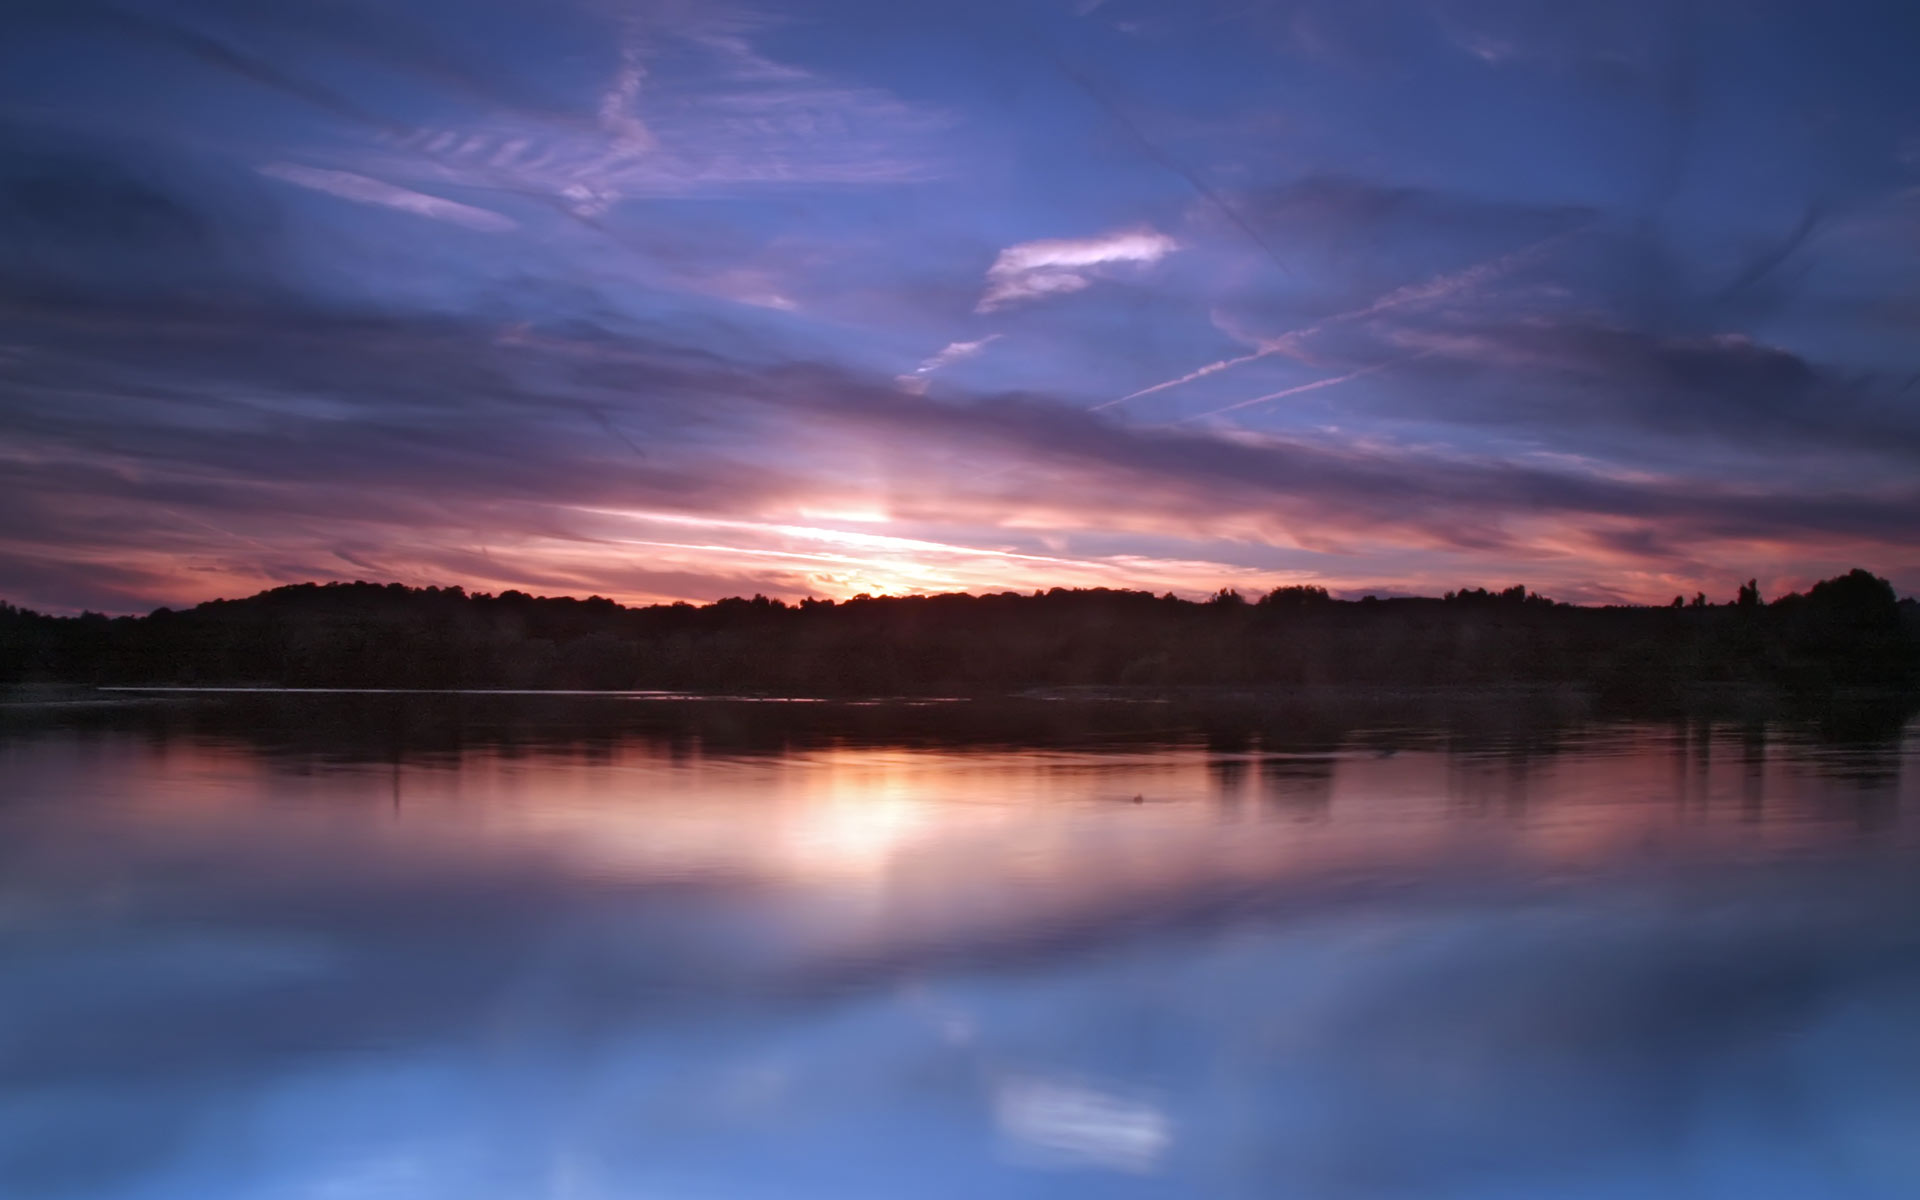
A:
3,692,1919,1199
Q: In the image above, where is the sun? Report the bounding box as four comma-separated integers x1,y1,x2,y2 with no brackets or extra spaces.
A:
810,564,943,599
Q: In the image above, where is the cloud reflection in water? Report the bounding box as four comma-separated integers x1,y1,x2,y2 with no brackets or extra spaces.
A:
0,697,1916,1198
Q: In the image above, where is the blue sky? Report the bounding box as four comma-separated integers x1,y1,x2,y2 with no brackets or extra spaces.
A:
4,0,1919,611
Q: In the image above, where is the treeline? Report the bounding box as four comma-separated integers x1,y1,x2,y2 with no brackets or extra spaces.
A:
2,570,1916,697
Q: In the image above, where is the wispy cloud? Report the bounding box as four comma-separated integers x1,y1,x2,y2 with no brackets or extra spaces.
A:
346,11,950,219
598,39,658,158
6,294,1919,612
6,1,1916,614
683,266,799,312
897,335,1002,393
977,228,1178,312
258,163,516,232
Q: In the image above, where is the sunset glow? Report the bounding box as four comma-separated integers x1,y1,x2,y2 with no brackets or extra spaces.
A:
3,1,1918,612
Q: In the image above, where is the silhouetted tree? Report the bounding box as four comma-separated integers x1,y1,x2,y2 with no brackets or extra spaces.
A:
1804,569,1899,626
2,570,1913,696
1259,585,1332,607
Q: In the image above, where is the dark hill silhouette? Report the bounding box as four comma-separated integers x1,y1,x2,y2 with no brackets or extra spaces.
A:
3,570,1916,698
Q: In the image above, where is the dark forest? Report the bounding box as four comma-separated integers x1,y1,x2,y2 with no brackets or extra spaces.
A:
6,570,1916,699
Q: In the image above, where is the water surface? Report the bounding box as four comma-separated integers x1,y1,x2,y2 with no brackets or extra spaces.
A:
3,693,1918,1199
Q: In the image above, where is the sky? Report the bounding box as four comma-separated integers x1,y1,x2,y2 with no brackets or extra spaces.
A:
3,0,1919,613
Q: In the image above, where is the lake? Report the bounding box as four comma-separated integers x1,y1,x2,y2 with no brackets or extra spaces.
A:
3,691,1918,1199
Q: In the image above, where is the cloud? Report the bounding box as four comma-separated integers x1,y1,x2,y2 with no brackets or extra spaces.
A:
344,10,951,220
977,228,1179,312
1243,175,1592,263
1428,0,1672,77
5,288,1919,613
897,335,1002,393
3,0,1916,619
1366,317,1920,469
32,2,949,224
258,163,516,231
598,39,658,158
680,266,799,312
994,1076,1171,1173
0,131,1911,613
0,143,287,305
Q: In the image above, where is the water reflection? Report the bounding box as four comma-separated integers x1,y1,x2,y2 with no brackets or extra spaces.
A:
1258,755,1336,822
1,693,1917,1199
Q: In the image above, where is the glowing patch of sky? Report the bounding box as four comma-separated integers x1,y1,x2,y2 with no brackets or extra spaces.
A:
1,0,1917,611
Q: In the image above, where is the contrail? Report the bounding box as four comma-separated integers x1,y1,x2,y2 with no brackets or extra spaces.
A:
1097,227,1587,412
1091,343,1274,411
1183,352,1431,422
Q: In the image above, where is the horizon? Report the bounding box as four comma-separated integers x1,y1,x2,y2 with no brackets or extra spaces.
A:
12,567,1915,621
5,1,1920,612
